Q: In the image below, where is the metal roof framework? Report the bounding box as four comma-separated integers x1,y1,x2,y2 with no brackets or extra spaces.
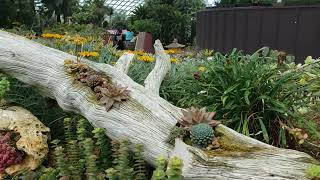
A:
105,0,145,15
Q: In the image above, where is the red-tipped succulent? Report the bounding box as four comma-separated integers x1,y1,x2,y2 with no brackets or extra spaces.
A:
0,133,23,174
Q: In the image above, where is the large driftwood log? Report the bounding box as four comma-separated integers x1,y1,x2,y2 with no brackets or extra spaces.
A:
0,30,319,179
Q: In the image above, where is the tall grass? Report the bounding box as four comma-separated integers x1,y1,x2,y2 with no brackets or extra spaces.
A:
159,49,319,147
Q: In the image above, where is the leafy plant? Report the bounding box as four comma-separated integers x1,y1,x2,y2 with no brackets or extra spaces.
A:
0,76,10,99
92,128,112,170
115,140,134,179
306,165,320,179
83,138,99,180
54,146,70,178
133,144,147,180
50,117,149,180
163,49,317,147
131,19,161,37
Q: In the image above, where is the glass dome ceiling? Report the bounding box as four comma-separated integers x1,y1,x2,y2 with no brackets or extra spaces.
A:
105,0,145,15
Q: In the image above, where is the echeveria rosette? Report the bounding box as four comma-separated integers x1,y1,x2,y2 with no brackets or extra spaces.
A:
179,107,220,131
95,83,130,111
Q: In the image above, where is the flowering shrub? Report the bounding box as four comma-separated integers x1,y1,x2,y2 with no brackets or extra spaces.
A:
170,58,179,63
41,33,64,39
78,51,99,57
165,48,182,54
63,35,88,45
137,55,155,63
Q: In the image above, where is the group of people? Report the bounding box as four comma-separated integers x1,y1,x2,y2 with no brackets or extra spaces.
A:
114,29,135,50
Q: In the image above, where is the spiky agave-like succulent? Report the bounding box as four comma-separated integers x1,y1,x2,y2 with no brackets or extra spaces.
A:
179,107,220,131
190,123,214,148
95,83,130,111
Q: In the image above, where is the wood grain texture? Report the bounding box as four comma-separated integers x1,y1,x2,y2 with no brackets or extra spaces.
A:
144,40,171,95
114,52,135,74
0,30,318,179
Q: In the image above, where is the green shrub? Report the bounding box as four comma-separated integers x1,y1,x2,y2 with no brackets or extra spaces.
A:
92,128,112,170
133,144,147,180
131,19,161,36
161,49,318,147
284,0,320,6
306,165,320,178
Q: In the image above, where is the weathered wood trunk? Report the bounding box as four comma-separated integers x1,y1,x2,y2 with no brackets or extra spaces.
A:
0,30,319,179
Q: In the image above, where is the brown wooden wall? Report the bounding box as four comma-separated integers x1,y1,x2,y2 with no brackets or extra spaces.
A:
196,6,320,63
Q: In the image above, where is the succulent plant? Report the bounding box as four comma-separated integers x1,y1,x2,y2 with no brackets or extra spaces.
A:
167,126,188,145
190,123,214,148
95,83,130,111
64,59,89,74
166,156,184,180
86,74,105,89
0,133,23,174
179,107,220,131
151,157,168,180
75,72,106,88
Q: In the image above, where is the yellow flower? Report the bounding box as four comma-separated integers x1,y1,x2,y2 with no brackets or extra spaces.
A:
72,36,87,45
111,61,117,65
165,49,175,54
63,35,87,45
133,51,147,56
165,48,182,54
137,55,155,63
198,66,207,72
41,33,64,39
124,50,134,54
78,51,99,57
204,49,214,57
170,58,179,63
115,51,125,57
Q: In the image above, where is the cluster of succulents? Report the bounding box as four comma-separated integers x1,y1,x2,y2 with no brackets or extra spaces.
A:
64,59,89,74
64,59,130,111
151,156,184,180
177,107,221,149
0,133,23,174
